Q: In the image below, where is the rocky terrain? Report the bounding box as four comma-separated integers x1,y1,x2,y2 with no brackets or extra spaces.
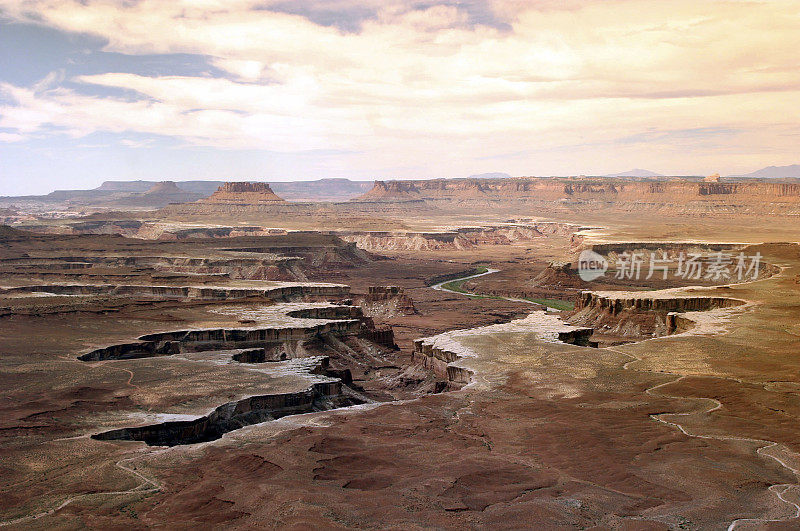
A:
336,223,575,252
566,289,747,344
3,186,800,529
0,231,372,298
12,175,800,243
354,176,800,216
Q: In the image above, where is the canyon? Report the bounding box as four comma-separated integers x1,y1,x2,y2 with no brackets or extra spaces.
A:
6,2,800,526
2,177,800,529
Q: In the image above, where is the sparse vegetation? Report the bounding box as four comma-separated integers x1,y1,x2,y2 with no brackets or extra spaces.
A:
440,269,574,310
439,267,489,294
523,298,575,311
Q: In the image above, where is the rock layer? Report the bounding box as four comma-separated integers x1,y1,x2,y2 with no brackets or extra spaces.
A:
92,359,361,446
77,302,367,361
357,177,800,203
568,290,746,340
354,177,800,215
203,182,286,204
2,283,348,302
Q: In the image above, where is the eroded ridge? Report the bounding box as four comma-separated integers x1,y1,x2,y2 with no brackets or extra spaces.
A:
92,357,364,447
2,282,348,301
335,222,581,251
567,289,747,345
81,302,398,445
78,302,374,361
0,231,372,288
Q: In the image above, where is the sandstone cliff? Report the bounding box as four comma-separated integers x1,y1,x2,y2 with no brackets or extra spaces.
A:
566,290,746,341
353,177,800,214
203,182,286,204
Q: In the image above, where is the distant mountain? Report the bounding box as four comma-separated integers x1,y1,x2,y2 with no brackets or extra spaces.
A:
143,181,184,195
96,180,157,192
99,181,225,195
113,181,204,207
731,165,800,179
604,169,664,178
467,172,512,179
0,179,374,204
115,179,372,201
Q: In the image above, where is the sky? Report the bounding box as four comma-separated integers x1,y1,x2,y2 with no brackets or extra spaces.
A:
1,0,799,195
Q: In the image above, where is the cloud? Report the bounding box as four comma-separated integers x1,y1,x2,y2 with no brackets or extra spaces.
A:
0,0,799,177
0,132,26,142
119,138,154,148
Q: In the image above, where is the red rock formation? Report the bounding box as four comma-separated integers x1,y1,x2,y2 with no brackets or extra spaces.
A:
567,290,746,340
353,177,800,208
356,180,422,201
203,182,286,204
531,261,583,289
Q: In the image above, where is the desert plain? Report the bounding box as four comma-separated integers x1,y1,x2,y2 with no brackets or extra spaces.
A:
0,176,798,529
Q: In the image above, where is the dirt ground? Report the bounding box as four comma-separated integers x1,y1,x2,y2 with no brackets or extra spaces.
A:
2,206,800,529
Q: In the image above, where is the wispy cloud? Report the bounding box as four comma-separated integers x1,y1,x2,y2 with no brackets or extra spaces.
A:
0,131,25,142
0,0,799,183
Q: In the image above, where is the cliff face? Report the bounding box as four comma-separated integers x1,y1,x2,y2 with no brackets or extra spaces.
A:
531,262,583,289
353,177,800,209
337,224,556,252
566,290,746,340
357,180,422,200
203,182,286,204
573,291,744,315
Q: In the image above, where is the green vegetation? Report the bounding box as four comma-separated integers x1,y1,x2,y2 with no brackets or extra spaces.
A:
523,298,575,311
439,267,489,295
426,266,489,287
438,268,574,310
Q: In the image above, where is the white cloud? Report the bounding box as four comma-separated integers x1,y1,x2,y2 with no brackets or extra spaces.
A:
1,0,799,175
0,132,26,142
